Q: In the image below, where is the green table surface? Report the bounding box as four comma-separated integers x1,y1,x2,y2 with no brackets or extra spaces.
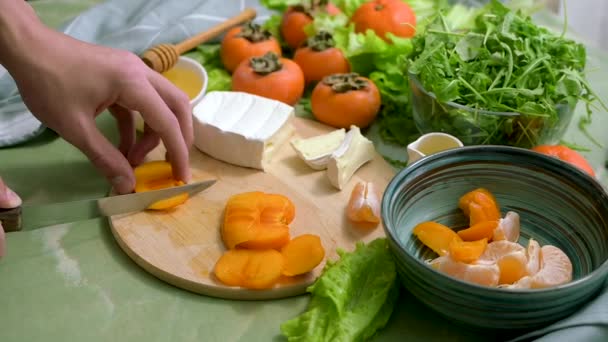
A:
1,2,607,341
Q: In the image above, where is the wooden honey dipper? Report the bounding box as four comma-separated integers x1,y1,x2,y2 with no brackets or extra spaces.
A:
141,8,257,73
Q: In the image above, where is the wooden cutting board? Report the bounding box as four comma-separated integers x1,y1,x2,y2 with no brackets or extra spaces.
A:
109,117,396,300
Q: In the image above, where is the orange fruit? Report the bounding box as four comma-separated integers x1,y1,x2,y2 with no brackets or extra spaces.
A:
413,221,461,256
532,145,595,177
492,211,521,242
429,256,500,287
448,238,488,264
457,221,498,241
506,244,572,289
477,240,528,285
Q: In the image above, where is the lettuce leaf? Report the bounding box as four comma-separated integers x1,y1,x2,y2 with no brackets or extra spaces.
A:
183,44,231,92
260,0,301,12
280,238,399,342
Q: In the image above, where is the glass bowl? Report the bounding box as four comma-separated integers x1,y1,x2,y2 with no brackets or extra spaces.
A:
409,74,576,148
381,145,608,331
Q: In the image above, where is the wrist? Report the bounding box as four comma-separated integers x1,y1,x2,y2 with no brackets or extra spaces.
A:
0,0,46,69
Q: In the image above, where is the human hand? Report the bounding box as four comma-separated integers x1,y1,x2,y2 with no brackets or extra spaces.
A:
0,176,22,259
0,2,193,194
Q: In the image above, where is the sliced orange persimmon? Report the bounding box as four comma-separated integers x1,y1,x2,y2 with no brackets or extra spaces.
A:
222,192,292,250
457,220,499,241
449,238,488,264
281,234,325,276
214,248,284,289
134,160,188,210
459,188,500,225
413,221,462,256
238,224,291,249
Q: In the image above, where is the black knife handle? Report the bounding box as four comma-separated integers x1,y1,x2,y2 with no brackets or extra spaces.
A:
0,207,22,232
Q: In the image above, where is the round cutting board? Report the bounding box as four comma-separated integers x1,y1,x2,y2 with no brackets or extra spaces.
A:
109,117,396,300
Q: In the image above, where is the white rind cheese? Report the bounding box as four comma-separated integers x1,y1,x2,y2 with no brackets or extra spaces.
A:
192,91,295,171
290,128,346,170
327,126,376,190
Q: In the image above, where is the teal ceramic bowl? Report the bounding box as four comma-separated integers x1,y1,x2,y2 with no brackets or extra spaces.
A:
382,145,608,331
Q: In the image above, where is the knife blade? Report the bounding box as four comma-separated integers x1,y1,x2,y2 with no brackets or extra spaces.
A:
0,179,216,232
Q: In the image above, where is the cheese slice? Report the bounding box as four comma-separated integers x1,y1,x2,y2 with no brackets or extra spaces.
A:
326,126,376,190
192,91,295,171
290,128,346,170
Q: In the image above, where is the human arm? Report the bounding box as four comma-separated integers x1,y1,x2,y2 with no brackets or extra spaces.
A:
0,0,193,194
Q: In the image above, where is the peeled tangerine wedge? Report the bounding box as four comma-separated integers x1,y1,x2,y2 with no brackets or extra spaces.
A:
214,249,284,290
477,240,528,285
413,222,462,257
134,160,189,210
493,211,521,242
346,181,381,226
429,256,500,287
506,244,573,289
222,192,294,250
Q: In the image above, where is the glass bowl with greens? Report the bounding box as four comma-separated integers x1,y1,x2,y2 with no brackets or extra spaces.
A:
409,74,575,147
407,1,604,148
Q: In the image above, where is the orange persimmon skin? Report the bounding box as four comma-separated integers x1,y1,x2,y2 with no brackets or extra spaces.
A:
133,161,188,210
311,76,381,129
457,220,499,241
220,26,282,73
532,145,596,177
232,57,305,106
351,0,417,41
222,192,294,250
281,4,341,49
293,46,350,84
458,188,501,226
449,238,488,264
214,248,284,289
281,234,325,276
412,221,462,257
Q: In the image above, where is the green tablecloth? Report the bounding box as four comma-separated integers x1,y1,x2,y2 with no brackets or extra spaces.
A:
1,2,607,341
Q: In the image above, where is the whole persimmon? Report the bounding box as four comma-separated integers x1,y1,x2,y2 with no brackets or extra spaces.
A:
293,31,350,84
281,0,341,49
531,145,596,177
311,73,381,129
232,52,305,106
351,0,416,41
220,22,282,73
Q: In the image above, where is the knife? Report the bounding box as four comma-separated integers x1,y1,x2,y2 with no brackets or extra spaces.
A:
0,179,216,232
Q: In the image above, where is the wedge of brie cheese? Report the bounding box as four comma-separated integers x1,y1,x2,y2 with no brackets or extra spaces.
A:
192,91,295,171
290,128,346,170
327,126,376,190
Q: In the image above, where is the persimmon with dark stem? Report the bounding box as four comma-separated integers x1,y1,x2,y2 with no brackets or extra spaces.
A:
311,72,381,129
293,30,350,84
232,52,305,105
220,21,282,72
281,0,341,49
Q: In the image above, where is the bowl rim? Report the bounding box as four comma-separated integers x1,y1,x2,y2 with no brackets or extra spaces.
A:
408,73,572,118
381,144,608,294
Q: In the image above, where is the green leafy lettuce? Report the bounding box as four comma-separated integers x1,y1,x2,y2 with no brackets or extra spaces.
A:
184,44,231,92
281,238,399,342
408,0,607,147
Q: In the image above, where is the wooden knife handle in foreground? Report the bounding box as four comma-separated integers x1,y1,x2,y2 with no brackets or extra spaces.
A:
0,206,22,232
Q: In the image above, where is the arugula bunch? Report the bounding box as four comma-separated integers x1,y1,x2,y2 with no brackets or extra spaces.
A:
408,0,607,147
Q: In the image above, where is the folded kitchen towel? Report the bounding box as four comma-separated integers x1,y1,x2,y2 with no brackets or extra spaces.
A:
0,0,273,147
510,280,608,342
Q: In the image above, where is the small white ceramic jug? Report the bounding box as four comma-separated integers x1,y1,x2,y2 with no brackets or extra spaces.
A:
407,132,464,166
